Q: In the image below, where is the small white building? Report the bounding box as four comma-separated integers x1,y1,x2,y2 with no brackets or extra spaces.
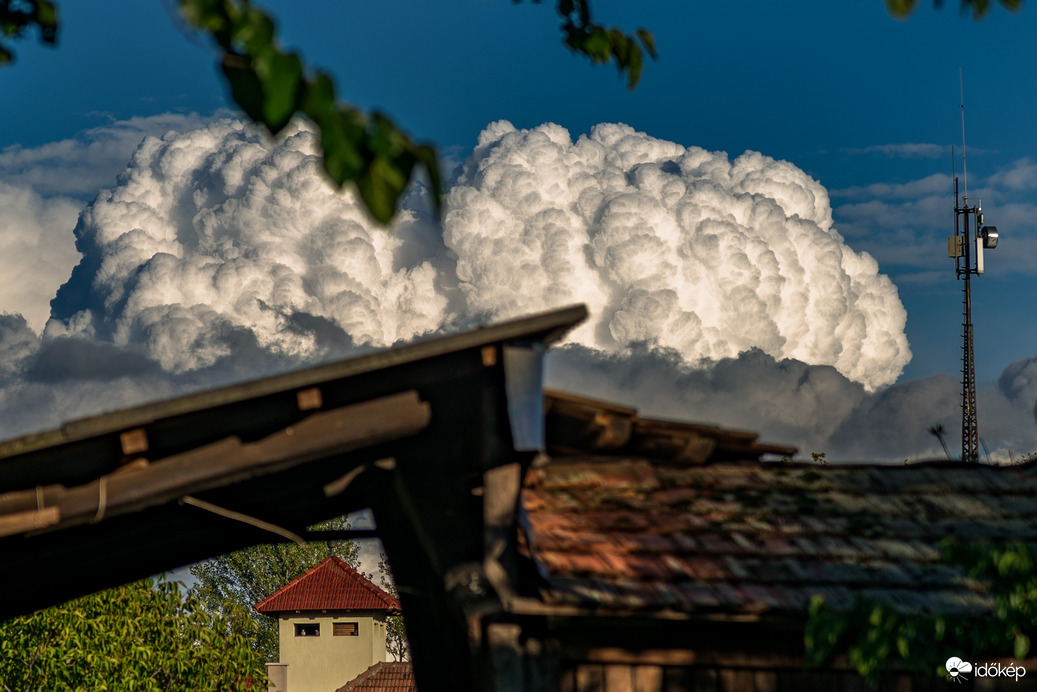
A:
256,556,400,692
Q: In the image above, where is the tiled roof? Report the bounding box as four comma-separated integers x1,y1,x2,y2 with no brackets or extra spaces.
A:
336,662,416,692
255,556,400,614
520,456,1037,617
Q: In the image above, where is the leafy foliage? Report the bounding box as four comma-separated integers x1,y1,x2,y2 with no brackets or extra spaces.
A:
0,0,657,224
190,516,360,663
0,0,57,64
805,539,1037,688
177,0,442,224
545,0,657,89
376,553,411,662
176,0,656,223
886,0,1022,17
0,577,264,692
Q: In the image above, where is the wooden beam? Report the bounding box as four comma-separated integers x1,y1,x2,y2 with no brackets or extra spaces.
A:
0,391,430,537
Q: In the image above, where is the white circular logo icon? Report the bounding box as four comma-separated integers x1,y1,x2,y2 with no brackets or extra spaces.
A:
946,657,973,678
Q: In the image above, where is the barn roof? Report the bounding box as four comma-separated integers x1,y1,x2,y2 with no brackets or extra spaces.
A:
255,556,399,614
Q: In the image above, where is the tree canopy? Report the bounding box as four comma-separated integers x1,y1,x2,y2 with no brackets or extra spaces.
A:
0,576,264,692
190,516,362,663
190,526,410,663
805,539,1037,688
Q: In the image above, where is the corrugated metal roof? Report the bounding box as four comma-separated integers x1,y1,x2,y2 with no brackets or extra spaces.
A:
336,662,416,692
255,556,400,614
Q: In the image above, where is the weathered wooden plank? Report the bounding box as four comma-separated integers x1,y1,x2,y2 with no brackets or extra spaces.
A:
717,669,755,692
576,664,605,692
753,670,777,692
0,304,586,458
603,664,634,692
0,391,430,534
633,666,664,692
0,505,60,538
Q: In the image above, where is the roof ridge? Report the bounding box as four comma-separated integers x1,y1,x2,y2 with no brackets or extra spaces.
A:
354,661,386,684
254,556,338,612
255,555,400,614
328,556,398,610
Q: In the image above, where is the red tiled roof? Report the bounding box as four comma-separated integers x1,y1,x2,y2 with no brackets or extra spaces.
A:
520,455,1037,618
255,556,400,614
335,662,416,692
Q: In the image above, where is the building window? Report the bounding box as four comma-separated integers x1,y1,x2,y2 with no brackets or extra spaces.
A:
295,624,320,637
333,622,358,636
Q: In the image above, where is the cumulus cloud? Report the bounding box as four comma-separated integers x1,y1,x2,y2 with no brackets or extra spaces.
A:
831,173,951,201
547,344,1037,461
0,113,213,198
829,170,1037,281
0,182,81,330
844,143,947,159
5,116,1034,460
46,119,450,373
0,113,218,332
986,158,1037,192
445,121,910,390
38,119,909,390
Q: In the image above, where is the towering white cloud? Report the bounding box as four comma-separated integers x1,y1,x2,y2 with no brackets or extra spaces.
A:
445,122,910,389
0,183,81,331
11,117,1031,461
0,113,213,197
0,113,221,333
47,119,450,373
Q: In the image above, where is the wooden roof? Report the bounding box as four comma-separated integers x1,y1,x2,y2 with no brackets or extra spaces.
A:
255,556,399,614
0,305,586,620
544,390,796,462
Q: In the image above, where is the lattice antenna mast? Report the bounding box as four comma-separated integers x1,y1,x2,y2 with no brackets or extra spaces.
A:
947,71,999,462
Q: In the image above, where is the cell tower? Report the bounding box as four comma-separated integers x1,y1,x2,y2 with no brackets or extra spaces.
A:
947,73,999,462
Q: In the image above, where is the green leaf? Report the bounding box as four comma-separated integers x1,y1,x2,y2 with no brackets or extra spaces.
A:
220,53,265,124
357,156,414,224
1016,632,1031,659
636,28,657,60
230,7,274,54
625,42,643,89
35,0,58,43
253,47,302,133
583,27,611,61
301,71,336,122
885,0,918,17
178,0,229,43
320,108,366,185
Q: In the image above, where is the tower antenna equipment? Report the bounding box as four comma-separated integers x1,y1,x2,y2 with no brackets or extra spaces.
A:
947,70,1000,462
